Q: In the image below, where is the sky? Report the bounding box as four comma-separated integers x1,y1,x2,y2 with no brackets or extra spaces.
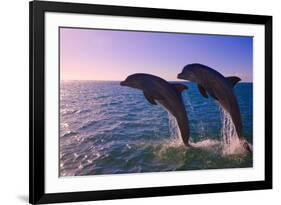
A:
60,27,253,82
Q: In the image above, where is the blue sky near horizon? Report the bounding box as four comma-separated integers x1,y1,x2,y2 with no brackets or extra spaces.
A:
60,28,253,82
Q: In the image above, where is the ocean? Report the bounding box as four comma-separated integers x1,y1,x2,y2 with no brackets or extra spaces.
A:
59,81,253,176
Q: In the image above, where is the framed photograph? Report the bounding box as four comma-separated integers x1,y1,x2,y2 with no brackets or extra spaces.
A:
29,0,272,204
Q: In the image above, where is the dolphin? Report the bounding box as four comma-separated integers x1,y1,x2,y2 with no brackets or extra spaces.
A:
120,73,190,146
178,64,253,153
177,63,243,138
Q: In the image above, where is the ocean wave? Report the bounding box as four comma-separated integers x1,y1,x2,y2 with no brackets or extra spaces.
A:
59,81,253,176
61,131,78,138
75,109,92,114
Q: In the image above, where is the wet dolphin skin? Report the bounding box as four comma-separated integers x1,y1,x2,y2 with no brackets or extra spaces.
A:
120,73,190,146
178,63,242,138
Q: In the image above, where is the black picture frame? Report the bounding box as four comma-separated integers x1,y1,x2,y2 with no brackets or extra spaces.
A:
29,0,272,204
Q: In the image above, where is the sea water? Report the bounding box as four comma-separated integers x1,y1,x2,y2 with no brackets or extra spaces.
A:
59,81,253,176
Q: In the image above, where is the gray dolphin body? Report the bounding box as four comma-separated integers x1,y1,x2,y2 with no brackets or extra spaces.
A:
120,73,190,146
178,63,243,138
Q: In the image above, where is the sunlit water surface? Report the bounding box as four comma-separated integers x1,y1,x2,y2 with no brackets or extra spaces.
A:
60,81,253,176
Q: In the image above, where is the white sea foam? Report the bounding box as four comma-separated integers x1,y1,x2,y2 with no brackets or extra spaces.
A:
191,139,221,148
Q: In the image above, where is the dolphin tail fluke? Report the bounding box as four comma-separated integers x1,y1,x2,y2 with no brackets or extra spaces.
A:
242,140,253,153
227,76,241,87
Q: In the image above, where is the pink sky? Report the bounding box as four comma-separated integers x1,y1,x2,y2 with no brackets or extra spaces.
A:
60,27,253,82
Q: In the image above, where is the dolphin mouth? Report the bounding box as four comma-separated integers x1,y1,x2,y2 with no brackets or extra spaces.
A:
177,73,184,79
120,81,127,86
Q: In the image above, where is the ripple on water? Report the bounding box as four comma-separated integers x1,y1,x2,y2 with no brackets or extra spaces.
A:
59,81,253,176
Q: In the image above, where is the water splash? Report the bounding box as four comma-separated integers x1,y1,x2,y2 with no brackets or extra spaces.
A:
191,139,220,149
155,101,183,146
183,92,207,140
167,112,181,145
220,107,246,155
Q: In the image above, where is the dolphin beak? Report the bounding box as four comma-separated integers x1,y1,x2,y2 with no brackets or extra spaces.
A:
177,73,184,79
120,81,127,86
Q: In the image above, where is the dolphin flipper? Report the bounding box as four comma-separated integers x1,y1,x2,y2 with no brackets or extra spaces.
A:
227,76,241,87
143,92,157,105
172,83,188,93
207,90,219,100
197,85,208,98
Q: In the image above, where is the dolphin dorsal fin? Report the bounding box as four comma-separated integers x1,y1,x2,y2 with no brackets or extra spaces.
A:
227,76,241,87
208,90,219,100
172,83,188,93
143,92,157,105
197,84,208,98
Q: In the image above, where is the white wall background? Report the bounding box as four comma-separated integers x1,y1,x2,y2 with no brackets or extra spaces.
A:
0,0,279,204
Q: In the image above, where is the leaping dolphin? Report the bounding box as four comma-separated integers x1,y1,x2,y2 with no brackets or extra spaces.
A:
120,73,190,146
177,63,243,139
